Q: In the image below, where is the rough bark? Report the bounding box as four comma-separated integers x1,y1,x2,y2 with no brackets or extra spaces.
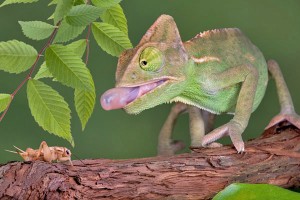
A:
0,122,300,200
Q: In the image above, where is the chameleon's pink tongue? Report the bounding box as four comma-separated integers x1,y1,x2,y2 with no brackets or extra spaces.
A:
101,80,164,110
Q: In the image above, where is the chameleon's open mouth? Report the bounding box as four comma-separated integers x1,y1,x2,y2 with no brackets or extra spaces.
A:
100,79,167,110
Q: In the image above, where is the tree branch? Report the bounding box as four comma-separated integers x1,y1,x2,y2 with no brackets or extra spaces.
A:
1,122,300,199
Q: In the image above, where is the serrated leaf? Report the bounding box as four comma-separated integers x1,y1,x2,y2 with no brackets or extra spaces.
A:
0,0,38,7
19,21,56,41
91,0,121,9
0,40,37,74
48,13,54,20
92,22,132,56
35,40,86,80
66,5,104,26
66,39,86,57
27,79,73,145
0,94,11,113
54,0,73,24
54,20,86,43
48,0,57,6
100,4,127,35
75,80,95,130
213,183,300,200
45,44,93,91
34,62,53,80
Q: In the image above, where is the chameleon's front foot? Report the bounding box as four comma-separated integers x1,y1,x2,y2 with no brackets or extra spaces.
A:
266,111,300,130
158,140,185,156
202,121,245,153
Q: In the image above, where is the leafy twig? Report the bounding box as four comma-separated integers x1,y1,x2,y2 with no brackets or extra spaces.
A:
0,21,61,122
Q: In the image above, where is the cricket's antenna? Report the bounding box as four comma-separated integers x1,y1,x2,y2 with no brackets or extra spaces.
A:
72,153,93,171
5,149,17,154
13,145,25,153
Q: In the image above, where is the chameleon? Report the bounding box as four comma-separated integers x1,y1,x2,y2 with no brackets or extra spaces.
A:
100,14,300,155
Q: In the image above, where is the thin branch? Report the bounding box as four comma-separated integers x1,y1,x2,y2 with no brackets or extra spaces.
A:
84,0,92,65
85,24,92,65
0,21,61,123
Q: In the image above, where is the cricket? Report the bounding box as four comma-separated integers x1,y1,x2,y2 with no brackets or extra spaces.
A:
5,141,72,165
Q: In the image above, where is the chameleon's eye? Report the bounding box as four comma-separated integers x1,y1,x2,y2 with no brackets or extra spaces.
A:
139,47,163,71
140,59,148,67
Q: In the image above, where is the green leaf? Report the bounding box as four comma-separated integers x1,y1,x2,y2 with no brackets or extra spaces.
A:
19,21,56,41
73,0,84,6
45,44,93,91
54,0,73,24
66,5,104,26
0,0,38,7
34,39,86,80
100,4,128,35
27,79,73,145
91,0,121,9
75,80,95,130
48,13,54,20
0,40,37,74
213,183,300,200
0,94,11,113
54,20,86,43
92,22,132,56
66,39,87,57
35,40,86,80
34,62,53,80
48,0,57,6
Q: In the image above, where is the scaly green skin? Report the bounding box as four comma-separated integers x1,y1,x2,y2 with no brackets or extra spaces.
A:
111,15,300,155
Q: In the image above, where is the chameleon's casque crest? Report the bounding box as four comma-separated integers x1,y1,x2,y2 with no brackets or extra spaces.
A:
139,14,182,45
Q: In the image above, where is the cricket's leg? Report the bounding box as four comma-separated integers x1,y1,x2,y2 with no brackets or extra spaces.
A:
37,141,52,162
202,65,259,152
158,102,187,156
266,60,300,129
57,156,73,166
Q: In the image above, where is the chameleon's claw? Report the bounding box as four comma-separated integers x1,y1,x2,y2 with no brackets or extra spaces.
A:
232,140,245,153
171,140,186,152
229,131,245,153
265,112,300,130
202,121,245,152
158,140,185,156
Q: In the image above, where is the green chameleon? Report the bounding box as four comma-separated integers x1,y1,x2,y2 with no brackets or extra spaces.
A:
100,15,300,155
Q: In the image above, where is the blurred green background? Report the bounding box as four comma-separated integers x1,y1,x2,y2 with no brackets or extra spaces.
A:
0,0,300,163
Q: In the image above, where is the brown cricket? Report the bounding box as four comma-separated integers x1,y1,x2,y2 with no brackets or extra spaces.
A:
6,141,72,165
